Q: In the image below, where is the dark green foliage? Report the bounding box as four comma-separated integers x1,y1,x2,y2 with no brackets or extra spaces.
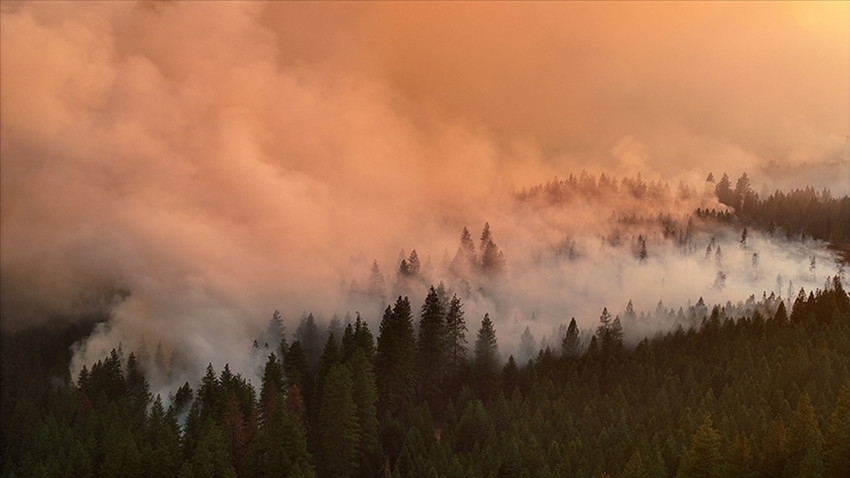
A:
823,383,850,478
595,307,624,356
376,297,416,416
418,286,446,414
705,172,850,244
474,313,500,400
316,364,358,478
677,415,721,478
347,348,381,477
2,277,848,478
444,294,468,386
562,317,581,357
295,313,322,373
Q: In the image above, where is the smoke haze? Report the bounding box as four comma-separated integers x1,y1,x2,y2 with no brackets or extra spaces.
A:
1,2,847,384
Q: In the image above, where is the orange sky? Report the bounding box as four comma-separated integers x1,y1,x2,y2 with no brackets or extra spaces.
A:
262,1,850,180
1,0,847,376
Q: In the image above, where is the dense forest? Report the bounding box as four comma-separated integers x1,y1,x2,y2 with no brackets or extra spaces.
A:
2,174,849,478
2,278,849,478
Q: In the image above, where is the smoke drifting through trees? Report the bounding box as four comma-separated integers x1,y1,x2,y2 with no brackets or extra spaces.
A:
1,2,847,389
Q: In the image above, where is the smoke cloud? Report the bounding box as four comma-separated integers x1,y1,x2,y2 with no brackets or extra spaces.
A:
1,2,847,385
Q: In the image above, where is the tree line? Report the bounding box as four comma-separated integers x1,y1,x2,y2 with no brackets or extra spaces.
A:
2,275,849,477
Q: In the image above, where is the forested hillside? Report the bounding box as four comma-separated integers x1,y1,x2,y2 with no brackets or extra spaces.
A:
2,278,848,478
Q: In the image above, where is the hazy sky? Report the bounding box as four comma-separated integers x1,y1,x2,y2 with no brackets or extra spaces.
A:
259,1,850,183
1,2,848,380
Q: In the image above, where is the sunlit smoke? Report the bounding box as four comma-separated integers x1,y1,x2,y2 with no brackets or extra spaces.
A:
1,2,847,389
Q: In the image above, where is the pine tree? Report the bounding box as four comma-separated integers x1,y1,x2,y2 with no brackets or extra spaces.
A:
145,394,181,477
562,317,581,357
347,348,381,478
375,297,416,416
296,313,322,373
353,313,375,359
715,173,734,207
316,334,340,394
125,352,151,423
444,294,468,383
622,449,648,478
417,286,446,414
595,308,624,356
461,226,478,267
479,223,506,276
245,353,314,478
823,384,850,478
367,260,387,303
677,415,721,478
788,392,823,476
317,364,359,478
264,310,286,357
725,432,754,478
189,421,237,478
474,314,500,399
519,326,536,364
761,417,789,478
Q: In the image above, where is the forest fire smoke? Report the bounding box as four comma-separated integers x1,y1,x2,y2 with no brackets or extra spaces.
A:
1,2,847,387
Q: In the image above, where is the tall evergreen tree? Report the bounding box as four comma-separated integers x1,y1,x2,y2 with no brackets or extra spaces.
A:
417,286,446,413
347,349,381,478
677,415,721,478
474,314,500,399
375,297,416,416
479,223,506,277
317,364,359,478
715,173,734,207
264,310,286,357
246,353,314,478
296,313,322,373
444,294,468,380
561,317,581,357
788,392,823,476
367,260,387,304
595,308,624,355
823,384,850,478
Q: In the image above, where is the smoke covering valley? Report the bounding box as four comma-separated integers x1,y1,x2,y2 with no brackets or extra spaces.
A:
1,2,848,391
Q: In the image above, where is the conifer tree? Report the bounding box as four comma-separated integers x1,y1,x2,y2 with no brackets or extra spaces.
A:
347,348,381,478
519,326,536,364
264,310,286,357
296,313,322,373
317,364,359,478
788,392,823,476
622,449,648,478
760,418,789,478
367,260,387,303
724,432,754,478
444,294,468,382
474,314,500,399
417,286,446,413
824,384,850,478
561,317,581,357
479,223,506,276
677,415,721,478
375,297,416,416
595,308,624,355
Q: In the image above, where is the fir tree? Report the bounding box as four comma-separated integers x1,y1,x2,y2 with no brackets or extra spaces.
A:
474,314,500,399
417,286,446,413
375,297,416,416
677,415,721,478
561,317,581,357
317,364,359,478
